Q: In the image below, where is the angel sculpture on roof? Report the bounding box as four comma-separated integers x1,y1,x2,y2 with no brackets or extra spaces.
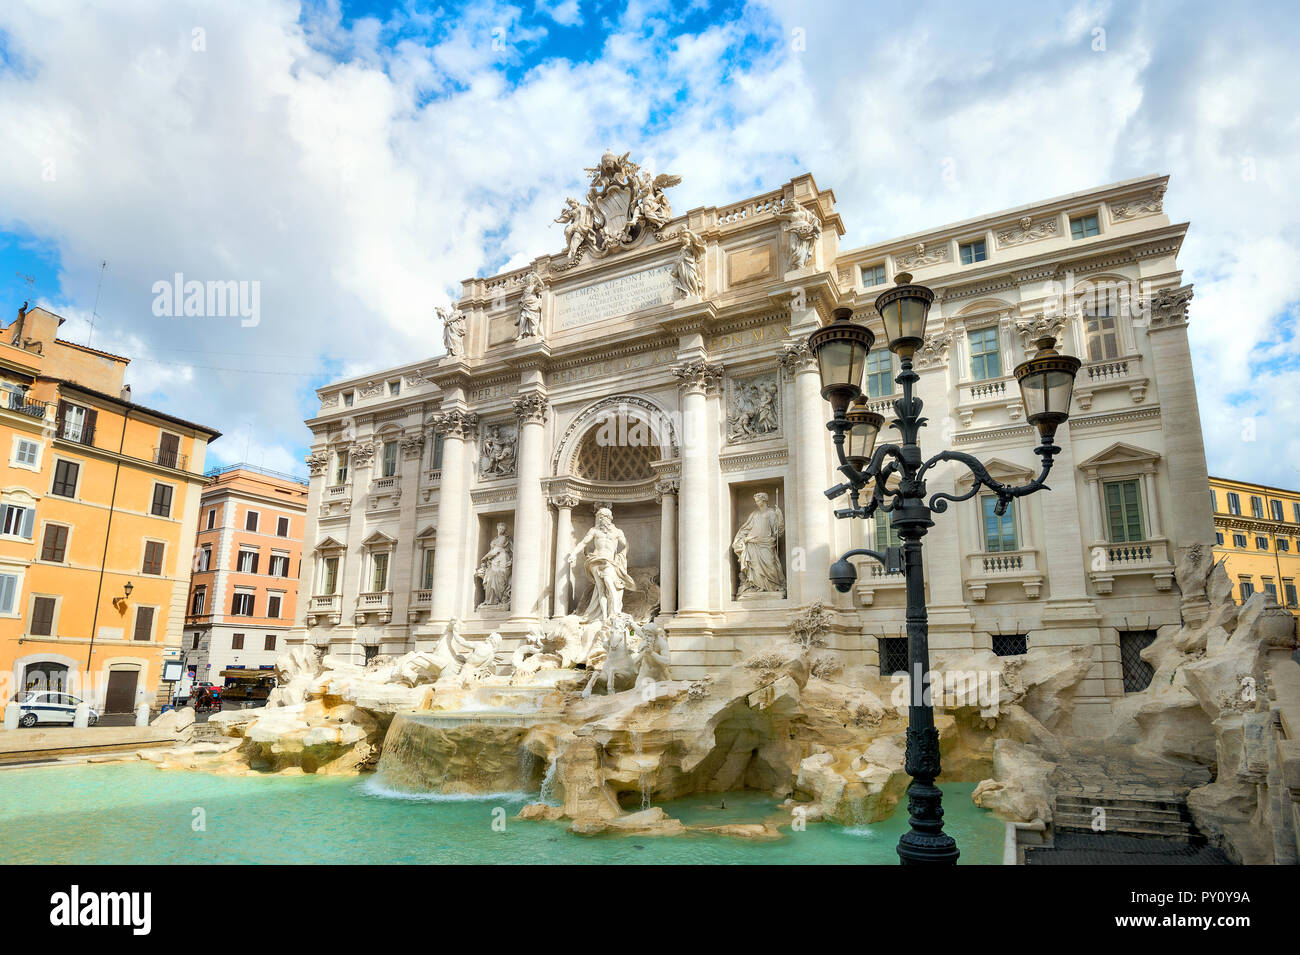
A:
554,150,682,264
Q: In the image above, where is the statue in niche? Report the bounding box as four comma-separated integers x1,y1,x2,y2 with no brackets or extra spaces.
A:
475,523,513,609
516,271,544,340
480,425,517,477
732,492,786,597
775,198,822,270
437,304,466,357
568,506,637,624
727,377,779,442
672,228,704,298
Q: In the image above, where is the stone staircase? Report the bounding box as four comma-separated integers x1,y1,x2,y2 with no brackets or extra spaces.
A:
1053,791,1200,842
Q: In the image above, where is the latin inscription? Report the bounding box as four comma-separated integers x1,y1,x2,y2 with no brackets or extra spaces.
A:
554,265,676,329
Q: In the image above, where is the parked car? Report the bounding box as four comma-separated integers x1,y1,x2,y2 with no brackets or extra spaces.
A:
13,691,99,727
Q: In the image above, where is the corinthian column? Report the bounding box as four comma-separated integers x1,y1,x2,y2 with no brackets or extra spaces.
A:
510,392,550,622
428,410,477,628
673,361,722,615
655,478,679,616
780,341,832,605
551,495,578,617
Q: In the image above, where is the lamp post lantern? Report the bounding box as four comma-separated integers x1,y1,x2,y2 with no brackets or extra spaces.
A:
809,273,1080,865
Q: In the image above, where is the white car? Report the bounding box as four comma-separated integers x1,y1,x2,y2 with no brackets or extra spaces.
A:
14,691,99,727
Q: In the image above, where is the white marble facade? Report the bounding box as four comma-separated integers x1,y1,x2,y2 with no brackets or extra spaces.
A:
292,163,1213,728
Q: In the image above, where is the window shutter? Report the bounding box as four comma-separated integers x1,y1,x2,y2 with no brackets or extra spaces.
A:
251,553,259,574
134,606,154,641
20,507,34,539
55,400,67,437
0,575,14,614
31,597,55,636
83,408,98,444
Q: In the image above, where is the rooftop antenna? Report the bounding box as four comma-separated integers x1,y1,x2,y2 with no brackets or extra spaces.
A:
87,260,108,348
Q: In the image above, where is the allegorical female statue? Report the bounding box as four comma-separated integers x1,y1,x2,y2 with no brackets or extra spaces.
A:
438,304,466,357
568,507,637,624
732,492,786,597
475,523,513,608
517,271,544,340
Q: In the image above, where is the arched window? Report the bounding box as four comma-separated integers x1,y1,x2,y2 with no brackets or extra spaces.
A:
573,422,659,483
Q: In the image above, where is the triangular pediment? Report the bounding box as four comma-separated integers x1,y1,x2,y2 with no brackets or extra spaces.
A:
361,530,397,547
955,457,1036,488
1077,441,1160,474
315,535,346,552
415,524,437,541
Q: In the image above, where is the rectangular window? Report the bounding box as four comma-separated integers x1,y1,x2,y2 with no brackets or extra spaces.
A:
335,452,349,485
151,483,173,517
1262,579,1278,601
40,524,69,562
237,549,259,574
878,637,909,675
865,350,894,398
363,645,379,663
1279,538,1291,553
206,508,216,530
1239,578,1255,600
1227,492,1241,515
323,557,339,595
1284,579,1297,607
1214,531,1224,546
1070,213,1100,239
1084,304,1120,361
1251,496,1264,518
14,439,38,466
372,552,389,592
264,634,276,651
268,554,289,577
142,541,165,575
30,596,56,636
968,327,1001,381
431,434,444,470
0,573,17,614
231,592,255,616
959,238,987,265
276,516,290,537
199,545,212,572
156,431,181,468
1210,490,1217,512
1104,479,1145,543
1119,630,1157,692
991,634,1028,656
2,504,33,539
133,606,154,642
861,263,887,287
1270,499,1285,521
232,633,245,650
1232,533,1247,548
57,401,96,445
343,392,354,407
421,548,435,590
382,441,398,478
267,594,282,619
51,459,79,497
245,511,259,532
981,496,1018,552
1294,502,1300,524
874,515,901,551
389,380,400,396
1256,536,1269,551
191,587,206,615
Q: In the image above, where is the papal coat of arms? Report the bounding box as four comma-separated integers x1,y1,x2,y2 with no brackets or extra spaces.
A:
555,150,681,265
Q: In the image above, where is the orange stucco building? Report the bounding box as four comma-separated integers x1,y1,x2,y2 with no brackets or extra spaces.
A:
183,465,308,699
0,305,220,714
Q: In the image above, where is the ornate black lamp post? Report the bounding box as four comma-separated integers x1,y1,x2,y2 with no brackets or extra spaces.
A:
809,272,1081,865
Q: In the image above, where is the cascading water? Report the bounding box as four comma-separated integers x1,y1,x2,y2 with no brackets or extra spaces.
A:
539,756,561,806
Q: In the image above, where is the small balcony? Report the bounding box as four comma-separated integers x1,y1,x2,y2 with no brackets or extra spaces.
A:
965,549,1044,601
154,446,189,470
1088,538,1174,594
855,562,906,607
1073,353,1149,410
956,374,1024,429
305,593,342,627
408,588,432,622
355,590,392,625
1,389,52,420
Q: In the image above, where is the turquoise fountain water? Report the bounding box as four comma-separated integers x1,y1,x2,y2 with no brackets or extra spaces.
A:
0,763,1004,864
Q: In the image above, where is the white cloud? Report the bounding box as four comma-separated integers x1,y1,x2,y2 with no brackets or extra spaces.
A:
0,0,1296,487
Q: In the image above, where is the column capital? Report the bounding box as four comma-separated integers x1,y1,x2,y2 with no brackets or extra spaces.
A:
778,341,816,378
433,409,480,438
655,478,680,501
348,441,376,464
400,432,426,459
305,451,329,476
1146,284,1193,330
513,392,550,423
673,360,724,395
550,494,580,510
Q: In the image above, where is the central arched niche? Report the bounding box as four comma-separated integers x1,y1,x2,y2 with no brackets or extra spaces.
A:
553,395,676,621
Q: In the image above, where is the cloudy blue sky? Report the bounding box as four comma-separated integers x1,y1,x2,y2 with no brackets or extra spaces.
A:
0,0,1297,486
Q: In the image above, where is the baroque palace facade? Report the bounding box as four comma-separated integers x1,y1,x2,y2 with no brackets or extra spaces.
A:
291,156,1213,731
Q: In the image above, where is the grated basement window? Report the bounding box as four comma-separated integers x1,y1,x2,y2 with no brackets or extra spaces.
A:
363,645,379,664
878,636,909,675
1119,630,1157,692
992,633,1028,656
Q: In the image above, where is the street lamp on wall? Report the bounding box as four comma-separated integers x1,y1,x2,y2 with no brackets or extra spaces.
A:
809,273,1080,865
